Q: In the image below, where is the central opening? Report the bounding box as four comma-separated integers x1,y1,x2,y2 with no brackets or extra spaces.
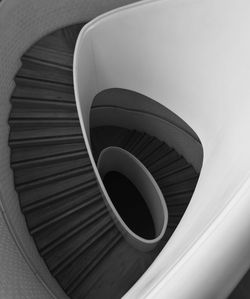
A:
98,146,168,251
103,171,155,239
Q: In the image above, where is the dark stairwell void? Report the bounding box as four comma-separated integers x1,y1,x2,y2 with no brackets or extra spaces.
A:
8,23,202,299
103,171,156,240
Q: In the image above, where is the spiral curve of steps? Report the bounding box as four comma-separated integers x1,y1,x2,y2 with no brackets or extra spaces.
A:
8,24,199,299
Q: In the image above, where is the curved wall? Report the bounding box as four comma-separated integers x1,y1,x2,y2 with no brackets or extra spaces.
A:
0,0,140,298
91,88,203,172
73,0,250,298
98,146,168,251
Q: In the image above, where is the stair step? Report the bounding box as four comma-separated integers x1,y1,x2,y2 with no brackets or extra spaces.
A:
152,157,188,178
130,134,154,157
26,186,101,230
90,126,130,159
24,45,73,68
120,130,137,148
33,200,106,250
168,213,184,224
67,233,122,295
166,191,193,205
62,229,121,293
124,131,145,152
37,204,106,253
14,157,91,186
9,134,84,148
11,98,77,111
30,193,103,234
62,24,85,51
47,216,113,274
9,110,78,122
16,165,93,191
35,24,84,54
167,204,188,216
19,170,96,207
11,143,86,163
13,77,75,103
162,177,198,196
135,138,165,162
74,238,152,299
54,223,116,279
157,166,197,188
22,178,97,213
9,118,79,129
10,125,82,140
19,57,73,86
146,149,180,172
12,148,88,169
41,207,108,257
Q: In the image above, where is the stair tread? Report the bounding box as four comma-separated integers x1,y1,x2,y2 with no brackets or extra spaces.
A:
41,207,108,257
90,126,130,159
35,23,84,54
136,138,166,162
11,98,77,111
152,157,188,178
13,77,75,102
10,110,78,120
124,131,145,152
162,177,198,196
33,201,106,250
14,157,91,186
9,134,84,148
130,134,154,156
19,170,96,207
18,58,73,86
12,148,87,169
11,143,86,163
73,239,153,299
59,228,121,292
67,233,123,296
26,187,101,229
30,193,103,234
16,164,93,191
23,179,97,213
24,45,73,68
142,146,175,168
47,217,114,274
10,126,82,141
157,166,197,187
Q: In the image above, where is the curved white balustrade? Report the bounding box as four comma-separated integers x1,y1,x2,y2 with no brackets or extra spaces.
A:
74,0,250,298
91,88,203,172
98,146,168,251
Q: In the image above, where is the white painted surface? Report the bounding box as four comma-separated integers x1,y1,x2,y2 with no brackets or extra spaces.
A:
98,147,168,251
74,0,250,298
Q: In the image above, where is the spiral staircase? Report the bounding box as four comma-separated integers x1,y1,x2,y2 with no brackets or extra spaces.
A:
0,0,250,299
8,25,199,298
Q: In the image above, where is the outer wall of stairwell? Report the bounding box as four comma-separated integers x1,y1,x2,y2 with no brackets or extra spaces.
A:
0,1,140,299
